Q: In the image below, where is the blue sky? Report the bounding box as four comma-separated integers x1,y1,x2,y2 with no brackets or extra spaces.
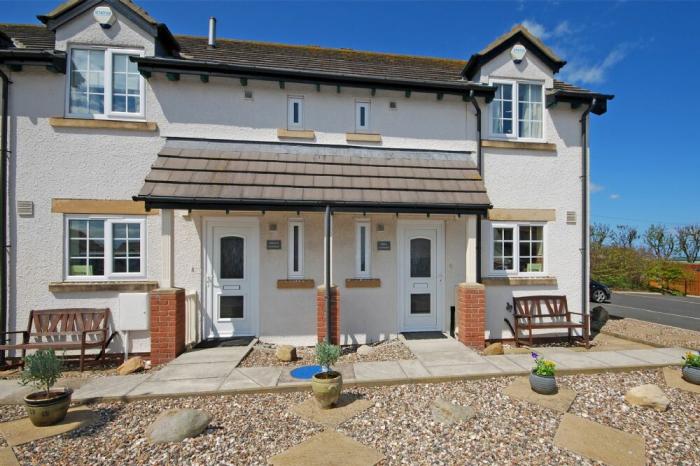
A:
3,1,699,232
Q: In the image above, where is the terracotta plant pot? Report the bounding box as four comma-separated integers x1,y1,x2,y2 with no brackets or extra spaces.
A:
529,372,557,395
23,388,73,427
311,371,343,409
682,365,700,385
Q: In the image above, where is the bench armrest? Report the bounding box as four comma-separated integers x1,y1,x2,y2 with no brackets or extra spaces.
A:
567,311,586,316
81,329,107,341
513,313,532,319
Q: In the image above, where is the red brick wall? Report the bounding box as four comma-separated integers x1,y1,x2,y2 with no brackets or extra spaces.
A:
316,285,340,344
150,288,186,365
456,283,485,349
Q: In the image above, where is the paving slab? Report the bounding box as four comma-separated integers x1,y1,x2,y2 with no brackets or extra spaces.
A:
503,377,577,413
504,354,537,370
278,363,355,385
127,377,224,397
662,367,700,394
426,362,502,378
584,351,650,368
397,359,430,378
617,349,681,365
414,350,484,365
546,353,610,370
0,407,100,446
651,347,689,359
73,374,152,402
554,413,645,466
268,430,384,466
0,447,19,466
218,370,262,391
291,394,372,427
149,361,237,381
0,378,88,405
483,355,529,373
168,346,250,366
236,366,283,387
353,361,406,381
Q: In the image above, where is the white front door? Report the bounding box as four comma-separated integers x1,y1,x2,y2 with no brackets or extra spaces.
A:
399,222,444,332
205,219,259,338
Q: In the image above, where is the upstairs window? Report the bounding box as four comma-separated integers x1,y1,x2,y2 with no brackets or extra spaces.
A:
288,220,304,278
355,101,370,132
490,81,543,140
68,48,144,119
287,96,304,130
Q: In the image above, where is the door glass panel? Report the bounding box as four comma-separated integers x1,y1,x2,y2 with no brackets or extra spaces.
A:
410,294,431,314
220,295,244,319
221,236,244,279
410,238,431,277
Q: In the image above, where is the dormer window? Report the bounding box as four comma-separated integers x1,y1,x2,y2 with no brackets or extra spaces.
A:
490,80,543,140
67,47,145,119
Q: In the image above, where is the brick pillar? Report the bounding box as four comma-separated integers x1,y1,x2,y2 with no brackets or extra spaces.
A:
316,285,340,344
456,282,486,349
150,288,186,365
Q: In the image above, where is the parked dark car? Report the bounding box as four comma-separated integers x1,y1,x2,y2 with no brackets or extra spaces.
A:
590,280,612,303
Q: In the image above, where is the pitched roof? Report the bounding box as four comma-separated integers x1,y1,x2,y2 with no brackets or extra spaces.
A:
0,24,55,50
38,0,159,26
135,140,491,213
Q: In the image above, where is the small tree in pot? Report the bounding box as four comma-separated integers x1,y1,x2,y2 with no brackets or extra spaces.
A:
529,352,557,395
311,341,342,409
20,349,73,426
681,351,700,385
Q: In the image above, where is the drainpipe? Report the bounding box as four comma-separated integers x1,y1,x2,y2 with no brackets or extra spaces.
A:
468,90,483,176
0,69,10,367
580,100,595,331
324,205,332,343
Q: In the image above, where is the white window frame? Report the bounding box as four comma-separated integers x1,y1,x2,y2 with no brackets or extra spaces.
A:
355,101,370,132
487,221,546,277
355,220,371,278
488,79,545,142
287,96,304,130
287,219,304,278
65,46,146,120
64,215,147,281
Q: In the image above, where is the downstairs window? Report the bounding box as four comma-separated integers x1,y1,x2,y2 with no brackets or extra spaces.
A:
490,223,545,275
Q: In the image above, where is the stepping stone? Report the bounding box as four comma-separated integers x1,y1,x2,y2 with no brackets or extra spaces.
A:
269,430,384,466
290,394,372,427
0,448,19,466
146,408,212,444
662,367,700,394
431,398,475,425
554,413,645,466
503,377,577,413
0,407,100,446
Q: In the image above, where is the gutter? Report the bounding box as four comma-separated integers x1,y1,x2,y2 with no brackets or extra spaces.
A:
0,68,10,367
580,101,594,337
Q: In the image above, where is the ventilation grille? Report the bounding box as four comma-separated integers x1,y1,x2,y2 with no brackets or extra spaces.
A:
566,211,577,225
389,101,397,109
243,89,253,99
17,201,34,217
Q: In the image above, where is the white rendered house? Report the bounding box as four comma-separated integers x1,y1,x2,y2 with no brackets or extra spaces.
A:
0,0,612,364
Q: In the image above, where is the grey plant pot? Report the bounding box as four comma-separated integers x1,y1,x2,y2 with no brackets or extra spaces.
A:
529,372,557,395
682,365,700,385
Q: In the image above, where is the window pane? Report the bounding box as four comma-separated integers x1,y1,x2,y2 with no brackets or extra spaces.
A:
410,238,431,277
69,93,88,114
128,240,140,255
360,225,366,272
69,220,88,238
293,225,299,272
69,239,86,257
88,239,104,255
71,50,88,70
504,242,513,257
113,223,126,238
89,50,104,70
532,226,543,240
127,96,140,113
113,54,126,73
89,258,104,276
220,295,244,319
221,236,244,279
410,294,431,314
113,96,126,112
89,94,104,114
89,220,104,238
113,258,126,273
128,258,140,272
293,102,299,123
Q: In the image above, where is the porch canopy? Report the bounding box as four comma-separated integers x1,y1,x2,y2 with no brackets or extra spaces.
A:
134,139,491,214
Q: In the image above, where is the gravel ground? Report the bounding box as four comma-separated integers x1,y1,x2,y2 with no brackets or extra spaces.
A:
602,318,700,350
238,339,415,368
1,369,697,465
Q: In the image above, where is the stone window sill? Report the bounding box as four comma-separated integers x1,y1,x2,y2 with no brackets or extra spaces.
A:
345,278,381,288
481,276,558,286
49,117,158,132
49,280,159,293
482,139,556,152
346,133,382,143
277,279,316,289
277,128,316,140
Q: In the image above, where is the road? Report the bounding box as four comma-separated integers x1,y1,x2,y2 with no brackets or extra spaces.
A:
601,292,700,331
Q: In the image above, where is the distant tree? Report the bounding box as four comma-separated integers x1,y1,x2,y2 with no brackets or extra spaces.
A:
591,246,650,290
590,223,613,247
676,225,700,263
646,260,690,293
611,225,638,248
643,224,676,259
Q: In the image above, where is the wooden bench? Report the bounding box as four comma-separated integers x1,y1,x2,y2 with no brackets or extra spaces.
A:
0,308,117,371
512,296,590,348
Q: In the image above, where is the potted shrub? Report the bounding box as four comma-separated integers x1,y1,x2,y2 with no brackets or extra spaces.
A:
681,351,700,385
529,352,557,395
311,341,342,409
19,349,73,426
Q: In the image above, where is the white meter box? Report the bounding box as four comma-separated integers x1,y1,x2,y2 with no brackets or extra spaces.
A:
118,292,150,331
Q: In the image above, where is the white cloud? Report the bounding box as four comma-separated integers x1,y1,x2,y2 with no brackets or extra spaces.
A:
590,183,604,193
563,44,630,84
609,193,621,200
519,20,572,40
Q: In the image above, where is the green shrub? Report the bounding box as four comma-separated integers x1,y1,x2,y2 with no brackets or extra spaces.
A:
315,341,341,370
19,349,63,397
